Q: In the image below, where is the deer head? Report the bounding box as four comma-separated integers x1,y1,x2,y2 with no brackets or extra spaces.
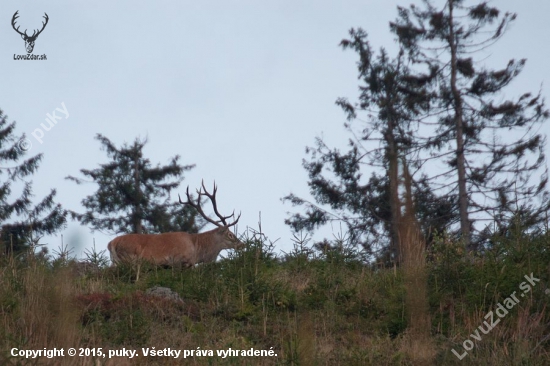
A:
12,11,49,54
179,180,244,250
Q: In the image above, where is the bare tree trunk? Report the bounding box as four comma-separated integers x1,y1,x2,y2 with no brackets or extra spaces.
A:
398,157,433,363
400,160,430,335
448,1,471,248
387,116,402,265
133,155,143,234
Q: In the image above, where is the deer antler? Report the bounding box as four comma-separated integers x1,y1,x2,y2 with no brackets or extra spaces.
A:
32,13,49,39
11,11,25,37
179,180,241,228
11,11,48,40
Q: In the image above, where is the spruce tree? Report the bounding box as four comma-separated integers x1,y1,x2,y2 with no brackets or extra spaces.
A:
0,109,67,254
390,0,549,248
67,134,203,235
284,30,455,262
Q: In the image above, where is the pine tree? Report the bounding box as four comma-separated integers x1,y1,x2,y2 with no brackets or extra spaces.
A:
0,109,67,254
67,134,203,235
390,0,549,248
284,29,456,262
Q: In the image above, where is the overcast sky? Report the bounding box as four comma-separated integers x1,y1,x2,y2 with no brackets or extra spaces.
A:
1,1,550,258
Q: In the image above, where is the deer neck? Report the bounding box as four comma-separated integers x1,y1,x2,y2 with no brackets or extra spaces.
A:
194,228,224,264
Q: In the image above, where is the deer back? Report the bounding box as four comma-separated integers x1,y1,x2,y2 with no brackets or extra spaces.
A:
108,232,196,267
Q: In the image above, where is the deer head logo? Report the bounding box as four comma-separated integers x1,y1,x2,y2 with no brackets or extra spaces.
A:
12,11,49,54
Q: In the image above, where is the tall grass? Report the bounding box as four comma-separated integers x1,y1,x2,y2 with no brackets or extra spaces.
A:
0,226,549,365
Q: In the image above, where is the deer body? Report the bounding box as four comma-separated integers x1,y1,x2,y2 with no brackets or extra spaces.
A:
108,227,243,268
107,181,243,281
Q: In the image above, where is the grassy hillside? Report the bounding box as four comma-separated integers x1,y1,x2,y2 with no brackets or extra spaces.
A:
1,229,549,365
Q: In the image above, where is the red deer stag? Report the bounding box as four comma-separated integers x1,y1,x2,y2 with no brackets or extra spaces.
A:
108,181,243,280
